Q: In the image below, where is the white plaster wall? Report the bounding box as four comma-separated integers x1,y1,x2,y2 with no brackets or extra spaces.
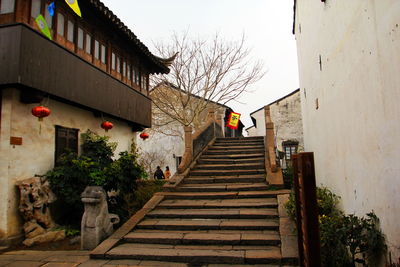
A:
249,109,266,137
246,126,257,137
136,121,185,177
269,91,303,151
0,88,137,239
295,0,400,258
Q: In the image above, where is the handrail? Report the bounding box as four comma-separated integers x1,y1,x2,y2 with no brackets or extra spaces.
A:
177,108,222,174
264,106,284,186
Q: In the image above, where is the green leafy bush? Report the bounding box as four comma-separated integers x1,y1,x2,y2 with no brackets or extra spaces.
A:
46,130,148,227
282,166,294,189
285,186,386,266
285,186,340,222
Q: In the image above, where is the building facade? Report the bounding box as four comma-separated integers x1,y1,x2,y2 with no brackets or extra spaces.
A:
247,89,303,167
0,0,169,244
294,0,400,259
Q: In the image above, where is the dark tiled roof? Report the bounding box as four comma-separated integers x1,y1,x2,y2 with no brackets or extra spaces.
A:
87,0,170,74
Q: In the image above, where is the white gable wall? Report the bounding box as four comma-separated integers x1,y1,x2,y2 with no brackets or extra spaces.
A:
295,0,400,258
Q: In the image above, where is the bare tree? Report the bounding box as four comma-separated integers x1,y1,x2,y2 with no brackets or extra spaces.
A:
138,149,167,178
151,31,265,128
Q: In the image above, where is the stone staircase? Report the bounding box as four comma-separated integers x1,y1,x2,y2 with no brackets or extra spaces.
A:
91,136,298,266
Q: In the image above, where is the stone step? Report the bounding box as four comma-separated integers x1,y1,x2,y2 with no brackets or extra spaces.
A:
213,140,264,146
136,218,279,231
204,149,265,155
184,175,265,184
200,153,265,159
197,157,265,165
190,169,265,176
191,163,265,171
216,136,264,141
158,198,278,209
124,231,281,246
146,208,278,219
133,229,280,235
162,191,279,200
106,243,282,265
175,183,269,192
208,145,265,150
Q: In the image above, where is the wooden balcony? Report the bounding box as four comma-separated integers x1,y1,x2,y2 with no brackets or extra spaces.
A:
0,23,151,128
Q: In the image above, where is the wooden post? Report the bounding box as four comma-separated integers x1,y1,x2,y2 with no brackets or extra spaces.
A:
293,152,321,267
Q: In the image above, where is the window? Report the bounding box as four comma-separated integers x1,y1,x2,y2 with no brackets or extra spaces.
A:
134,67,140,84
111,52,116,70
77,27,84,49
57,13,64,36
122,61,126,76
282,141,299,161
127,64,131,80
30,0,41,18
55,126,78,164
101,44,106,64
0,0,15,14
44,3,52,28
67,20,74,42
132,66,136,83
116,55,121,73
94,40,99,59
85,33,91,54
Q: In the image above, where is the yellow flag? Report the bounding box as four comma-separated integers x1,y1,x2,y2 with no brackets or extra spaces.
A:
35,14,52,40
65,0,81,17
227,112,241,130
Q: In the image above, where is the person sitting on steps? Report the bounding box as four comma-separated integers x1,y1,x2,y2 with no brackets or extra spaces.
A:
154,166,165,180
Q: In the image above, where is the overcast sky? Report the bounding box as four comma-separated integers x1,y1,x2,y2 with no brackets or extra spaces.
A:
101,0,299,129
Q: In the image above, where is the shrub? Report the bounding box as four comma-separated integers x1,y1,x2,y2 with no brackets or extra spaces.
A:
282,166,294,189
46,130,148,227
285,186,386,267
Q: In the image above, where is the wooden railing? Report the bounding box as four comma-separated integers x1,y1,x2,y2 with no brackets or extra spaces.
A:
293,152,321,267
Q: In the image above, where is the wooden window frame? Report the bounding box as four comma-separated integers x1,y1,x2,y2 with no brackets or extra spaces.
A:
54,125,79,165
56,11,65,37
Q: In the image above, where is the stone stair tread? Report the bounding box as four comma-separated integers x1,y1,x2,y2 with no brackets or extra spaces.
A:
164,190,280,199
162,191,279,200
180,183,268,188
158,198,278,209
106,243,281,264
198,158,265,164
190,169,265,176
133,229,280,235
207,147,264,150
204,150,264,155
187,174,265,179
200,153,265,158
176,183,269,192
146,208,278,219
193,163,265,168
137,218,279,230
124,232,280,245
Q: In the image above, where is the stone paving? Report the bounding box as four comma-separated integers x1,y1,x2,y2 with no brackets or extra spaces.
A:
0,249,297,266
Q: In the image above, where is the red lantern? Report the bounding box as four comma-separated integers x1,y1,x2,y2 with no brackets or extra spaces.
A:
31,106,51,121
140,132,149,140
101,121,113,132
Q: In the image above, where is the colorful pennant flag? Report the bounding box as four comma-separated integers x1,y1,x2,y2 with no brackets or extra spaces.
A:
47,2,55,17
65,0,81,17
226,112,241,130
35,14,52,40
